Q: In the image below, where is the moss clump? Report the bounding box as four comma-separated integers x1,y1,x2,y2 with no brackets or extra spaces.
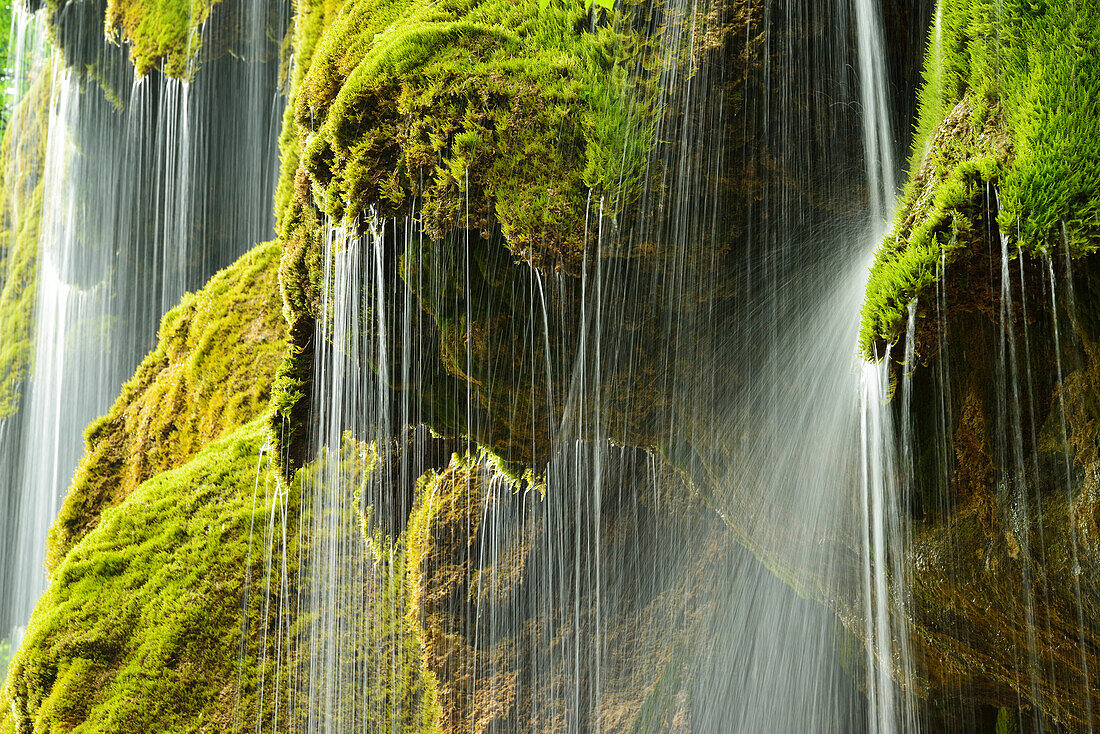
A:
278,0,648,318
860,95,1009,354
860,0,1100,355
103,0,214,76
0,63,53,419
0,420,284,733
47,241,287,570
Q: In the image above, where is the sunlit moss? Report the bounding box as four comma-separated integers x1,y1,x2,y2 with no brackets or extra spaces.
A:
860,0,1100,355
47,241,287,570
0,420,282,733
860,95,1008,354
104,0,213,76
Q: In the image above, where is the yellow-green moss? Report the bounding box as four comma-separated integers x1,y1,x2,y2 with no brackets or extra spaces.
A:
278,0,649,320
860,0,1100,355
860,95,1009,354
0,420,282,733
47,241,287,570
0,63,53,419
104,0,214,77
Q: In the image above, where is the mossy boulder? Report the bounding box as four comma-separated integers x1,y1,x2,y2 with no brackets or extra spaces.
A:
0,420,282,733
46,241,287,570
278,0,648,285
270,0,656,471
407,450,737,733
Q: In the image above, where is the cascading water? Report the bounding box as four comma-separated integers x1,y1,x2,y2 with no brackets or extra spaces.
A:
0,0,1020,727
242,0,924,730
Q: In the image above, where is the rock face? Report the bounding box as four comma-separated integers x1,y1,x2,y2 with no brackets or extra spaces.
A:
885,236,1100,729
858,0,1100,727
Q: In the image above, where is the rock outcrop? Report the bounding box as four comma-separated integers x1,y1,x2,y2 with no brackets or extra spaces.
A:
860,0,1100,727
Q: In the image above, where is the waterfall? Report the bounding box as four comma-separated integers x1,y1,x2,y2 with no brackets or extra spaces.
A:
0,1,288,678
250,0,918,729
854,0,897,220
852,0,921,727
0,0,978,727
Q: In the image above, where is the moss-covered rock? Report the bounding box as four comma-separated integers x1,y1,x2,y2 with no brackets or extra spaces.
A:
103,0,217,76
270,0,654,469
46,241,286,571
269,0,655,471
860,0,1100,355
0,420,282,733
858,2,1100,726
105,0,290,77
873,245,1100,729
279,0,647,281
0,62,53,420
406,450,734,733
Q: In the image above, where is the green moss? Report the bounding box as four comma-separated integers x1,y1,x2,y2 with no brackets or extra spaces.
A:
0,419,441,734
0,63,53,419
860,0,1100,355
269,0,651,470
0,420,284,733
47,241,287,570
278,0,649,318
104,0,213,77
860,95,1009,354
37,0,287,83
994,708,1020,734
